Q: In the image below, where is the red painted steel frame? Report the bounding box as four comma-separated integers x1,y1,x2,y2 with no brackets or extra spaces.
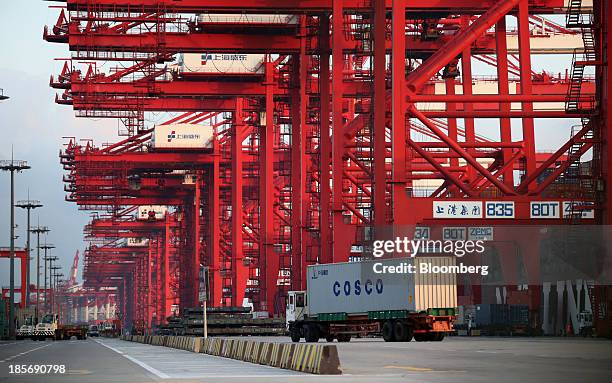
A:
0,249,28,308
44,0,608,331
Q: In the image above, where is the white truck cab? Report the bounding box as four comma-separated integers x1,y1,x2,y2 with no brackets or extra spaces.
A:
286,291,308,324
34,314,58,340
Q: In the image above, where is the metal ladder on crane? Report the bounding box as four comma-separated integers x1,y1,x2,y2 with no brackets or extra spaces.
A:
564,0,598,221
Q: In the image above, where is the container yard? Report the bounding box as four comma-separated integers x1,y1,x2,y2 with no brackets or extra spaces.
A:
0,0,611,382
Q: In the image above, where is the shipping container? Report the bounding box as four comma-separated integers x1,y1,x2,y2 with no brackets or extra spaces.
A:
287,257,457,343
475,304,509,326
306,256,457,316
151,124,214,149
509,305,529,325
136,205,168,221
178,53,264,74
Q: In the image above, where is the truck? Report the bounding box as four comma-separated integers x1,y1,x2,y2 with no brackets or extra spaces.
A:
287,256,456,343
16,320,34,340
32,314,88,341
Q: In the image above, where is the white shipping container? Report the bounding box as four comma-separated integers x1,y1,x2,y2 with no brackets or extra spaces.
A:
137,205,168,220
179,53,264,74
152,124,214,149
197,13,298,25
306,257,457,316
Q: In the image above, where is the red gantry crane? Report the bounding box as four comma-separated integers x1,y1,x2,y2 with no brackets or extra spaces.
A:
43,0,610,335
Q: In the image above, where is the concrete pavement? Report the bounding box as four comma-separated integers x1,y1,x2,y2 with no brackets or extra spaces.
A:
0,337,610,383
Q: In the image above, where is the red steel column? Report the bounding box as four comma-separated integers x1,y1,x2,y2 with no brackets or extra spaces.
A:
147,242,152,329
517,0,536,189
332,0,348,262
210,139,222,306
461,18,476,183
291,24,307,290
319,14,332,264
445,76,459,172
193,176,201,307
496,17,514,187
156,237,161,324
605,0,612,223
392,0,409,224
261,59,278,313
232,99,247,307
163,213,170,318
373,0,387,225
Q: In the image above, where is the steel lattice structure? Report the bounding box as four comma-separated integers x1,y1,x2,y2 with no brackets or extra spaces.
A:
43,0,609,332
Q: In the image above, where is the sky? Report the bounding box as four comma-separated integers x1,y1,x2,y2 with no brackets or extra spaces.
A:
0,4,580,299
0,2,118,296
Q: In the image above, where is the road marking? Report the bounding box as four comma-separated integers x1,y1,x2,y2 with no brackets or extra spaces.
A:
0,343,53,362
384,365,467,374
67,369,92,375
94,339,170,379
384,365,433,372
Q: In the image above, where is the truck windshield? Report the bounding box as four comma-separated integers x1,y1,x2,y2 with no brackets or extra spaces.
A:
41,314,54,324
296,293,305,307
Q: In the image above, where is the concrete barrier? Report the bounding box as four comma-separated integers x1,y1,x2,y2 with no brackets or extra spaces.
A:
120,335,341,374
291,344,341,374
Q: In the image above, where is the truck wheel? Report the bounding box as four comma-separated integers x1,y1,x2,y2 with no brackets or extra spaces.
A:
414,333,428,342
394,321,413,342
304,324,319,343
382,321,396,342
433,333,445,341
337,334,351,342
290,328,301,343
325,335,335,342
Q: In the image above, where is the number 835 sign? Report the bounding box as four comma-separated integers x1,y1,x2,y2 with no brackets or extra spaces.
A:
485,202,515,218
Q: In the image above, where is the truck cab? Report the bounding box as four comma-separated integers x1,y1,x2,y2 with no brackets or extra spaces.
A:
33,314,58,340
286,291,308,324
16,317,34,340
88,325,100,337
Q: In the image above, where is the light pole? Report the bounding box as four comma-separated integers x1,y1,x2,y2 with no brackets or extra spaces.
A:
1,157,30,338
51,272,63,316
31,226,49,322
42,250,56,313
50,266,61,314
16,199,42,307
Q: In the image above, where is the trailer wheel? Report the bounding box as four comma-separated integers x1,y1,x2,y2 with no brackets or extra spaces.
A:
337,334,351,342
325,335,335,342
382,321,396,342
290,328,301,343
304,324,319,343
393,321,413,342
414,333,428,342
432,333,445,341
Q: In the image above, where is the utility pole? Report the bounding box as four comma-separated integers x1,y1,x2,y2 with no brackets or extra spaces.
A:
31,226,49,322
16,199,43,307
50,266,61,314
42,249,56,313
0,88,8,101
1,154,30,338
52,272,63,316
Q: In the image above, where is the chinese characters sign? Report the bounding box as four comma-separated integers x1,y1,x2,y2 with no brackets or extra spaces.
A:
433,201,483,219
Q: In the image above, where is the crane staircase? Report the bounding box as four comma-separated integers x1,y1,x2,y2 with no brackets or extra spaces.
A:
563,0,599,223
